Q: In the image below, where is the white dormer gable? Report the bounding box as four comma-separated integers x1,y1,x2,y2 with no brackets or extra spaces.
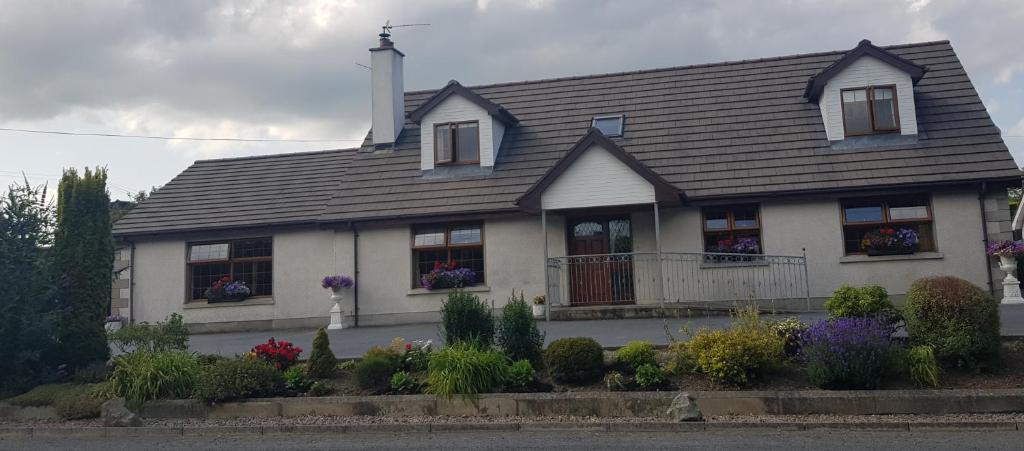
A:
419,95,503,170
408,80,519,172
818,55,918,141
805,40,927,142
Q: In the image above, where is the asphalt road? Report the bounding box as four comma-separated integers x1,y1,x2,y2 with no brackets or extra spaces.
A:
2,430,1021,450
188,304,1024,358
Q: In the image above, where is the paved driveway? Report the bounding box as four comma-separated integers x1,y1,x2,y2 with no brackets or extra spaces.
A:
188,305,1024,358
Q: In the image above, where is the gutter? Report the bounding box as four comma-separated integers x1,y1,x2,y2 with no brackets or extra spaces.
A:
979,182,995,295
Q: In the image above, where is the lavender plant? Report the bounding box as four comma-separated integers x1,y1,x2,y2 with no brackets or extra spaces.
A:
799,317,897,389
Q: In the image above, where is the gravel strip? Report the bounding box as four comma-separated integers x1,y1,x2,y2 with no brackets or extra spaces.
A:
708,413,1024,423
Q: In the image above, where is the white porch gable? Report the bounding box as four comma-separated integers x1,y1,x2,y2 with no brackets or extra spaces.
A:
540,143,656,210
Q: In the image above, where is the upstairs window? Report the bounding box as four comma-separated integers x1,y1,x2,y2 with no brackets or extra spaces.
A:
702,205,762,254
841,86,900,136
841,195,934,255
434,121,480,164
187,238,273,301
412,223,485,289
591,115,624,137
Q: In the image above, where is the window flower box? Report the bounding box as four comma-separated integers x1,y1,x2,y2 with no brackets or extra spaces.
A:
204,277,251,303
419,261,476,290
860,227,919,256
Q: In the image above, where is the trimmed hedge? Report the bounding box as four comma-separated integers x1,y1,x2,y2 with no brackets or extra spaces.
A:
544,337,604,384
904,276,1000,370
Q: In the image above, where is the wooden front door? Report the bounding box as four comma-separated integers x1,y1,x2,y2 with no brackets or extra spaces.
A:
567,218,635,305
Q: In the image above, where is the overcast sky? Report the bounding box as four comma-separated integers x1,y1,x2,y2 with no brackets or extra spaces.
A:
2,0,1023,200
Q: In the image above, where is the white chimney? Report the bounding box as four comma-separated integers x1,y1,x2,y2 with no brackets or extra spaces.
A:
370,34,405,146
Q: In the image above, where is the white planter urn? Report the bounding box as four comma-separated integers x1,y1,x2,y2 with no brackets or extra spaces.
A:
328,287,348,330
532,303,546,318
104,321,122,333
998,255,1024,305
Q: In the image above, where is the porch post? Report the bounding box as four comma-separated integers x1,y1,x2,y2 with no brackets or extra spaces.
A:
653,202,664,306
542,209,550,321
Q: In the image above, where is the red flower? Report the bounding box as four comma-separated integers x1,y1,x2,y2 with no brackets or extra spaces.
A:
405,343,413,351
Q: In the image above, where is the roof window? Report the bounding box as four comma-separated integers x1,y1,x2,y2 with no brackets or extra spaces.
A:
591,115,624,137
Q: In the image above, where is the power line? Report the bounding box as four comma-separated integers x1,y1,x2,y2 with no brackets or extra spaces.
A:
0,127,364,143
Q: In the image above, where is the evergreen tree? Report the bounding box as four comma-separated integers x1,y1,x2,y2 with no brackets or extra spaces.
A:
0,178,56,394
53,168,113,369
307,328,338,379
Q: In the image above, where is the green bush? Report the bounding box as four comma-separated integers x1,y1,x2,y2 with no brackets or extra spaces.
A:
72,361,112,383
505,359,536,390
108,313,190,353
194,357,283,403
308,380,333,397
307,328,338,379
355,355,401,392
663,342,695,376
604,371,628,391
614,341,657,372
54,393,105,420
496,292,545,364
685,308,785,386
544,337,604,384
904,276,1001,370
426,342,509,400
389,371,419,394
906,345,941,388
769,317,808,359
6,383,97,407
634,363,665,389
284,364,313,393
825,285,899,321
109,351,200,407
440,290,495,347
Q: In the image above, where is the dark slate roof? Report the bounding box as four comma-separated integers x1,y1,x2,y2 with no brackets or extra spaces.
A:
805,39,927,102
408,80,519,126
115,40,1020,236
113,148,357,236
319,40,1020,222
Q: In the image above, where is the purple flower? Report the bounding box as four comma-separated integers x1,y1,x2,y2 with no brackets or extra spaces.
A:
986,240,1024,257
419,265,476,290
224,280,251,296
731,237,760,254
321,275,354,290
799,317,896,389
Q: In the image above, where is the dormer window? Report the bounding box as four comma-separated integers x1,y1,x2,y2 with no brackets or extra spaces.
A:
434,121,480,164
841,86,900,137
592,115,624,137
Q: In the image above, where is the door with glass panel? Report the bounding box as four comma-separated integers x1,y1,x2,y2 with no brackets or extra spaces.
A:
567,217,635,305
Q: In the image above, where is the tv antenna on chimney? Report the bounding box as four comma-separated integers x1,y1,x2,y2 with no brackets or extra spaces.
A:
379,20,430,39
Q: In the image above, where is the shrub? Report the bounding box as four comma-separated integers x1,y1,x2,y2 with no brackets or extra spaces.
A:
307,328,338,379
614,341,657,372
906,345,941,388
108,313,190,353
54,393,105,420
402,339,433,373
799,317,897,389
195,357,283,403
497,291,545,364
109,351,200,407
824,285,899,322
685,308,785,386
308,380,333,397
544,337,604,384
770,317,808,359
6,383,97,407
426,342,509,400
634,364,665,389
903,276,1000,370
284,364,313,393
389,371,419,394
663,342,695,376
354,344,404,392
72,361,112,383
251,338,302,370
604,371,628,391
505,359,536,390
338,360,357,371
440,290,495,347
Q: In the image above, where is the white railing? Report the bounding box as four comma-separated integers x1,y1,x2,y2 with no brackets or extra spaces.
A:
546,251,811,310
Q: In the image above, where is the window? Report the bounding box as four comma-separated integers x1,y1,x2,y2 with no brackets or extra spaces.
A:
702,205,762,254
841,195,934,255
187,238,272,301
434,121,480,164
412,223,484,287
841,86,900,136
591,115,624,137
